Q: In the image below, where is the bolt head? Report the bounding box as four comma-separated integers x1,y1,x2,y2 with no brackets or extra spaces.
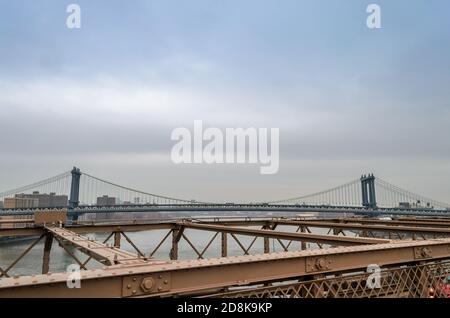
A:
316,258,327,270
421,247,431,258
141,277,155,292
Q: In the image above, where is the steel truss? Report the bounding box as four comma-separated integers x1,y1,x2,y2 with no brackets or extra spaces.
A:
1,212,450,298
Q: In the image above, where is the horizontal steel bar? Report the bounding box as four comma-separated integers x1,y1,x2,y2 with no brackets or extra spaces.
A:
0,228,44,237
343,217,450,227
273,220,450,235
181,222,390,246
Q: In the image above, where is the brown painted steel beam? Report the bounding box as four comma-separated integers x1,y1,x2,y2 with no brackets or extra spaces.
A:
221,232,227,257
42,233,53,274
338,217,450,228
69,223,175,234
0,228,44,237
0,223,175,238
1,238,450,297
196,218,450,230
2,216,450,240
181,222,390,246
0,219,33,224
44,226,152,266
274,220,450,235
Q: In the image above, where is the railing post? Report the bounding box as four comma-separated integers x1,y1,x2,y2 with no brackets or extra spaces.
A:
300,227,307,250
170,226,183,260
114,231,121,248
264,237,270,253
263,222,275,253
221,232,227,257
42,233,53,274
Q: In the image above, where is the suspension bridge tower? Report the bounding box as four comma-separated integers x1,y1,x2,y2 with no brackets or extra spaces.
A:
361,174,377,208
69,167,81,209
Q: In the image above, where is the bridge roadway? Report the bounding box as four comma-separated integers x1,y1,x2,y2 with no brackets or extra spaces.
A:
0,203,449,217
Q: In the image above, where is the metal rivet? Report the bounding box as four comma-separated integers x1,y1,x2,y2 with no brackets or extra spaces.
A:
141,277,155,292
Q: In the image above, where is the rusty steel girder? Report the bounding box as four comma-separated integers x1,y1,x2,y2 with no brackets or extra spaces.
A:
180,221,391,246
44,226,156,266
0,238,450,298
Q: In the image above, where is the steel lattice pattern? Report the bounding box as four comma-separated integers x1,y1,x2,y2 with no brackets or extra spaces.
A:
214,261,450,298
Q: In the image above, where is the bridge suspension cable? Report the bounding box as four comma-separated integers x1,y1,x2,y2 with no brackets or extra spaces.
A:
375,178,450,210
266,178,362,206
79,172,200,205
0,169,200,206
0,171,71,201
1,169,448,211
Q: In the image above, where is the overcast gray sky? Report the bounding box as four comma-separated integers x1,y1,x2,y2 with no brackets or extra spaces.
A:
0,0,449,203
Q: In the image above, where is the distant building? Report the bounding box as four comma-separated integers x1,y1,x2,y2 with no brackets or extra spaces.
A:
4,197,39,209
2,192,68,209
97,195,116,206
398,202,411,209
0,201,3,209
18,192,67,208
398,201,433,210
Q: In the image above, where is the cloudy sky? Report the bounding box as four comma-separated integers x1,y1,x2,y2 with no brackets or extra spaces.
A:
0,0,449,203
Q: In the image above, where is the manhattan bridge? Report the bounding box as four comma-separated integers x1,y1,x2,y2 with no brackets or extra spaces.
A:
0,167,448,217
1,167,450,298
